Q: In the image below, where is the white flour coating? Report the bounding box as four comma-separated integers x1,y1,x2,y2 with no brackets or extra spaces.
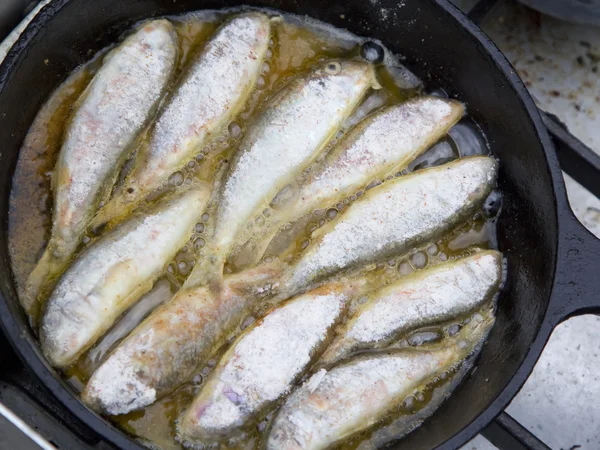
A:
83,329,157,415
348,252,500,343
181,290,347,438
296,97,461,214
267,350,452,450
40,188,207,367
287,157,497,290
53,20,177,244
130,13,270,191
216,60,376,250
83,262,284,415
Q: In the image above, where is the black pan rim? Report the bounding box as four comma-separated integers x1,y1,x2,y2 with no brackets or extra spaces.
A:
0,0,565,448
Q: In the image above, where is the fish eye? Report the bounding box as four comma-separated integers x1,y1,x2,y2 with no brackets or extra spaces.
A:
325,62,342,75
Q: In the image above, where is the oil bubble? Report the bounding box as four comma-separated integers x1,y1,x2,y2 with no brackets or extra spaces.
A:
357,296,369,305
300,239,310,250
201,212,210,222
194,237,206,249
228,122,242,138
196,153,204,162
410,251,428,269
448,324,461,336
408,330,442,346
427,244,438,255
416,392,426,402
188,160,196,169
256,216,265,226
168,171,184,186
241,316,255,330
402,395,416,411
195,222,205,233
177,260,189,274
398,261,413,276
438,252,448,261
361,41,384,64
449,119,488,157
262,61,270,73
306,223,318,233
257,75,266,89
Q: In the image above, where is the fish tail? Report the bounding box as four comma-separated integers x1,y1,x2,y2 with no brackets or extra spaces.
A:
89,185,143,232
184,247,226,292
228,227,278,271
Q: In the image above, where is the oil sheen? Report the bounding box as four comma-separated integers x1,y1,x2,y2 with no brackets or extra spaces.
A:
8,8,500,450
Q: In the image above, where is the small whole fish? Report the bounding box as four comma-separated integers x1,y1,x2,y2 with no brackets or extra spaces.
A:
92,13,272,228
235,96,465,269
266,312,495,450
40,186,209,368
23,19,179,319
84,157,499,413
319,250,503,367
82,262,285,415
282,156,498,296
179,282,360,441
189,59,379,287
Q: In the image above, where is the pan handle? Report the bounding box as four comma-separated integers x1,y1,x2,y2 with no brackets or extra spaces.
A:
545,174,600,325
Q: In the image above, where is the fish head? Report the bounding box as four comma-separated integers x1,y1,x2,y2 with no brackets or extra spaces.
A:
311,59,381,97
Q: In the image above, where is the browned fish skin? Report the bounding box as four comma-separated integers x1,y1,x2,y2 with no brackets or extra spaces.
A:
82,262,285,415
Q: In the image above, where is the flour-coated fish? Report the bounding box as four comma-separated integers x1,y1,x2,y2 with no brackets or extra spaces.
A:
92,13,272,228
23,19,178,319
40,186,209,368
179,283,359,440
237,97,465,268
320,250,502,366
266,312,494,450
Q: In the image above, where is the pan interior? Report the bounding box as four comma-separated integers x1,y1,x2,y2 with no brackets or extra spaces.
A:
0,0,558,449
